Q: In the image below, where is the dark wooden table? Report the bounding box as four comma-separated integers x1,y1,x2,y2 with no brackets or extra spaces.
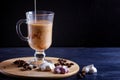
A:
0,47,120,80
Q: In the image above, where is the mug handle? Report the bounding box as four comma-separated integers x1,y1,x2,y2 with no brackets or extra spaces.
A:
16,19,28,41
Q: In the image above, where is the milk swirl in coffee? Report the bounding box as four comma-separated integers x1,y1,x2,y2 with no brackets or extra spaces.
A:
28,20,53,51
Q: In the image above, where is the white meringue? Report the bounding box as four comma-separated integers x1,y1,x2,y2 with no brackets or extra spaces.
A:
89,64,97,73
54,65,69,74
82,64,97,73
39,61,55,71
82,66,90,73
29,64,34,68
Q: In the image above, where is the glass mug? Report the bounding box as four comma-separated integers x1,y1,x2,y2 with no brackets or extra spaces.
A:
16,11,54,62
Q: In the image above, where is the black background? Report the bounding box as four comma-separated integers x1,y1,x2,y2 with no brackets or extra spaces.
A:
1,0,120,47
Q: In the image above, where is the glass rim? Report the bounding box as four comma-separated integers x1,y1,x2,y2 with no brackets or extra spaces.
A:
26,10,54,15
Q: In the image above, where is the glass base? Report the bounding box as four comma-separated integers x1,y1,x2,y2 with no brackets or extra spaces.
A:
26,51,53,67
34,51,46,61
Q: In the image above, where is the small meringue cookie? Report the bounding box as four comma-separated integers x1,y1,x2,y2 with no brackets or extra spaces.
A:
54,66,62,74
82,64,97,74
82,66,90,73
62,66,69,73
39,61,55,71
54,65,69,74
89,64,97,73
29,64,34,69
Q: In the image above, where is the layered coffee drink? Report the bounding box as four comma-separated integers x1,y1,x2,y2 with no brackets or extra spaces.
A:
16,10,54,61
28,20,53,51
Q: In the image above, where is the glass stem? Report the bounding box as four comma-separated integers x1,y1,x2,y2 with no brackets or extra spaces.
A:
34,50,46,62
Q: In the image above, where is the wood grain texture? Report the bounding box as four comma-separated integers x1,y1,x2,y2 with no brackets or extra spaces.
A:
0,57,80,79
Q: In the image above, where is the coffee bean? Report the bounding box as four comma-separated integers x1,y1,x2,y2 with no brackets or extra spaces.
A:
54,63,60,66
57,58,74,68
23,63,29,67
13,60,26,67
13,59,37,71
27,66,32,70
70,63,74,65
67,65,71,68
33,65,37,68
58,58,63,61
60,61,65,65
13,60,19,65
63,59,67,62
81,71,86,77
77,71,86,79
77,73,84,79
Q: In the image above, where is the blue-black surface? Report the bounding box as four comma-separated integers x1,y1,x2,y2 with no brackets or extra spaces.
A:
0,47,120,80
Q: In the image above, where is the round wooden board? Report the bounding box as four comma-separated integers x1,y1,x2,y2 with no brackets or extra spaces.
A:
0,57,80,79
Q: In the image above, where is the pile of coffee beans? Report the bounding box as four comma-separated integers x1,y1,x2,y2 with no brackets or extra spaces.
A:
54,58,74,68
53,58,74,74
13,58,74,72
13,59,37,70
13,59,26,67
